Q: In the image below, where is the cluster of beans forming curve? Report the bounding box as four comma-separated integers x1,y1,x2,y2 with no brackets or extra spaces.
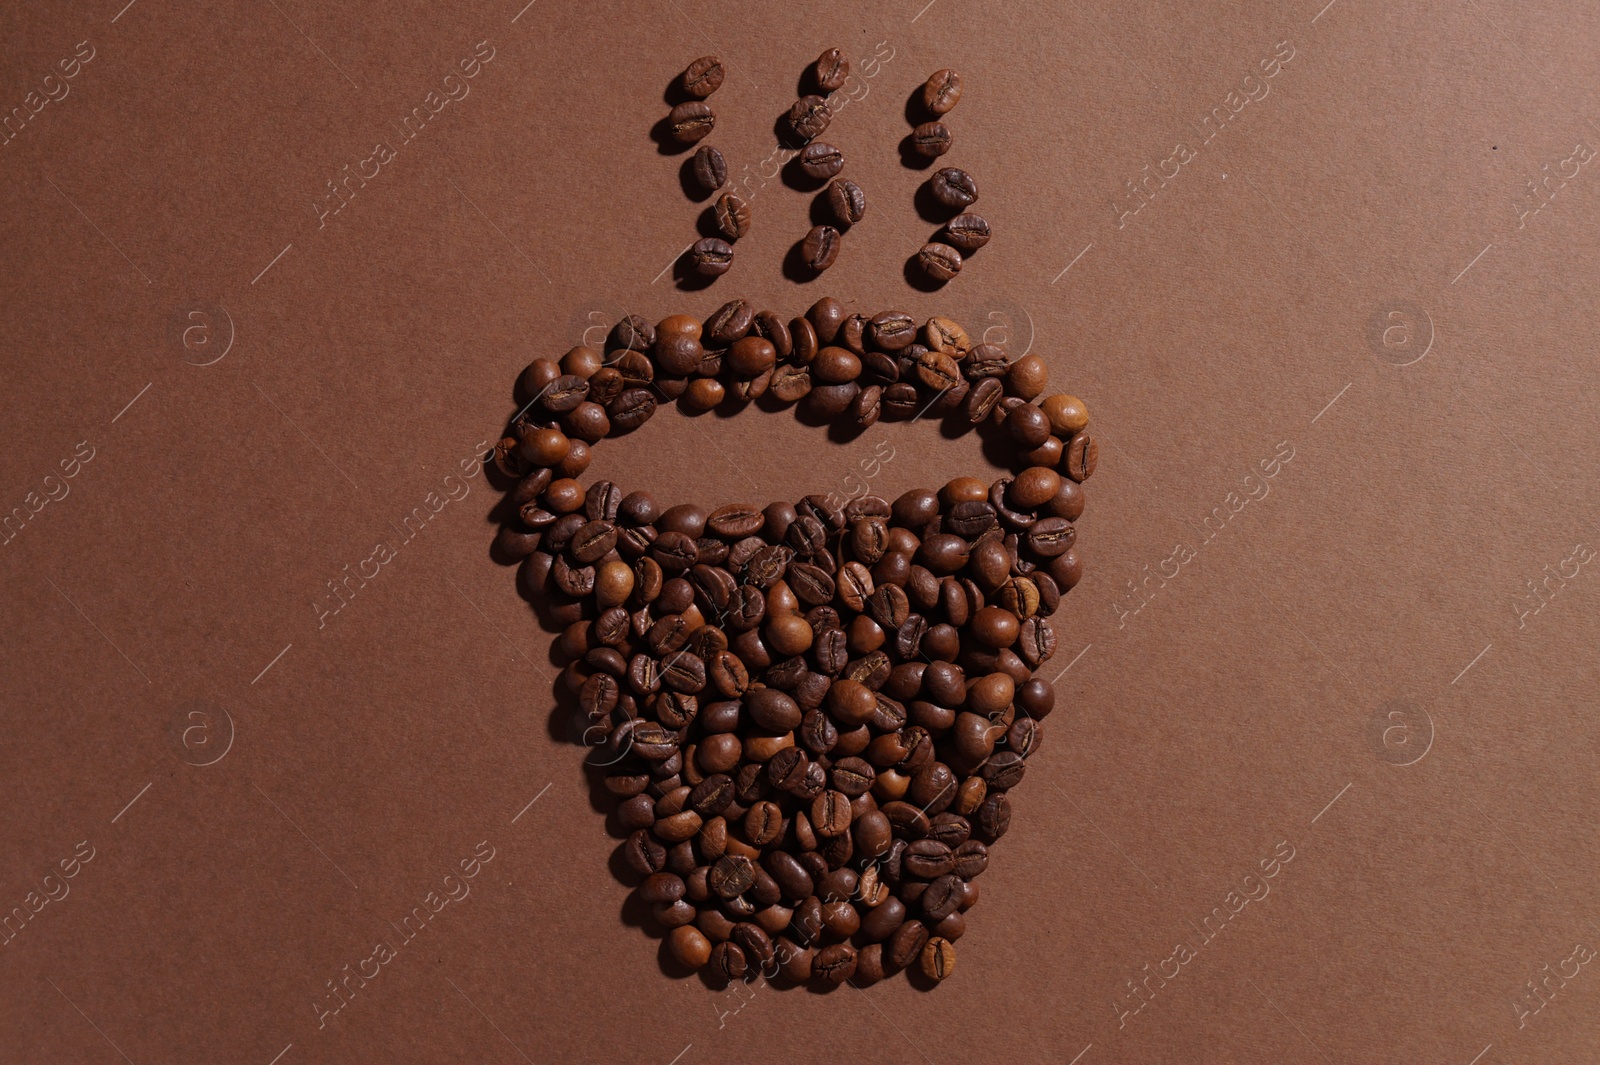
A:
491,296,1096,987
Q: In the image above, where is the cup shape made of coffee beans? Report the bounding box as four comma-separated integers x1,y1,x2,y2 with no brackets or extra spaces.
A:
492,298,1094,989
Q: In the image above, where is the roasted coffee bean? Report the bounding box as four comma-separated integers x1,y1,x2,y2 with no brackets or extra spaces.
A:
799,141,845,180
713,192,752,240
866,311,915,352
668,101,716,143
907,120,953,162
770,364,812,403
688,237,733,276
904,839,955,878
921,874,963,922
814,942,857,983
888,919,930,969
922,69,962,114
944,213,991,252
708,855,756,899
801,225,842,271
921,936,956,980
975,791,1011,840
706,503,764,539
811,790,853,837
709,650,750,696
918,242,962,282
661,650,707,692
1066,431,1099,481
929,167,978,210
825,178,867,226
814,48,850,91
788,95,833,141
690,145,727,193
682,55,724,98
1027,517,1075,559
710,940,746,981
764,850,814,902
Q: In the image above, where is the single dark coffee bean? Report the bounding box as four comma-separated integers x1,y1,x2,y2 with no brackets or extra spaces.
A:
814,942,857,983
730,922,775,969
690,145,727,194
622,829,667,875
918,242,962,282
801,225,842,271
713,192,752,240
975,792,1011,840
922,69,962,114
540,375,589,414
1067,431,1099,481
921,936,956,981
929,167,978,210
868,312,916,351
825,179,867,226
668,101,716,143
952,839,989,879
788,94,833,140
922,874,963,921
764,850,814,902
849,384,881,428
638,871,685,904
814,48,850,92
799,141,845,180
888,919,930,970
682,55,724,98
701,505,759,540
881,382,920,417
811,790,852,837
904,838,955,878
608,314,655,352
911,121,952,157
710,940,746,982
660,650,707,692
688,237,733,276
944,213,991,252
708,854,756,899
689,774,734,817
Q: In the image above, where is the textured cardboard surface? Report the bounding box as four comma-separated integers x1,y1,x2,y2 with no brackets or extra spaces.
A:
3,1,1598,1062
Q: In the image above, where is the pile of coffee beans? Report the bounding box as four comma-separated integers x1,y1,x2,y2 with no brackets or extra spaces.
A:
908,69,989,283
493,299,1094,989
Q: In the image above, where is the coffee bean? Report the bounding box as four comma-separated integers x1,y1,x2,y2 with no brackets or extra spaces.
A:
708,854,756,899
1066,431,1098,481
814,48,849,92
690,145,727,194
825,178,867,226
918,242,962,282
911,121,952,157
682,56,724,98
922,69,962,114
944,213,991,252
868,311,917,351
921,936,957,980
904,839,955,878
714,192,752,240
710,940,746,982
788,95,833,141
801,225,842,271
689,237,733,276
668,101,715,143
888,919,930,969
929,167,978,210
799,141,844,180
705,503,764,539
811,790,853,837
814,942,857,983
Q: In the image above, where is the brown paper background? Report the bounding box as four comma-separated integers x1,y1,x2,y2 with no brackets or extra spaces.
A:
3,1,1598,1062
